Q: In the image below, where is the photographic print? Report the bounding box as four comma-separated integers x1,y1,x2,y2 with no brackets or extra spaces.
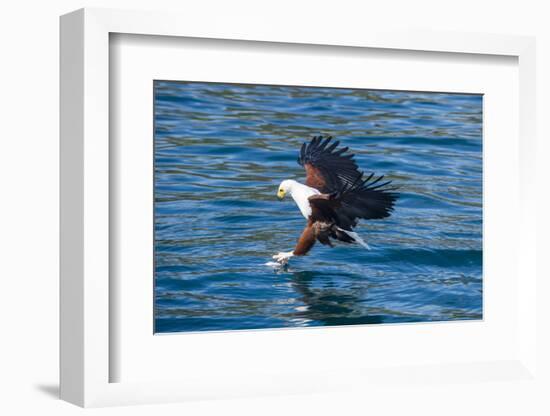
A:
154,81,482,333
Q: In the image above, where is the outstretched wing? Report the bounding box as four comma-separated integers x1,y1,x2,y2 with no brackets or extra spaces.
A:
336,173,398,229
309,173,398,230
298,135,362,193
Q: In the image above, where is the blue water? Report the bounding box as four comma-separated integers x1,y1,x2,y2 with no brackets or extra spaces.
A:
154,81,483,333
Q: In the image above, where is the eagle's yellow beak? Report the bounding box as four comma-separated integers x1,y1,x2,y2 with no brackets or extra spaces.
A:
277,188,286,200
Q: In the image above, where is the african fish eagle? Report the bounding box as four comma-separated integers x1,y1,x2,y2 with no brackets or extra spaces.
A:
273,135,398,264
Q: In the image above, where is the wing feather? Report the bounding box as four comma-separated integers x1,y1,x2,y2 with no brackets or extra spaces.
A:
297,135,362,193
308,173,398,230
298,135,399,230
335,173,398,229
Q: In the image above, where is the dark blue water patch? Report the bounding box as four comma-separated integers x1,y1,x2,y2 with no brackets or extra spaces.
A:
156,276,208,292
372,248,482,268
155,315,292,333
397,192,456,210
153,81,483,333
369,136,481,151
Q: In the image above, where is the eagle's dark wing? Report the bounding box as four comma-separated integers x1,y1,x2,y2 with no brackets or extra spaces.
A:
308,193,341,223
309,173,398,231
335,173,398,229
298,135,362,193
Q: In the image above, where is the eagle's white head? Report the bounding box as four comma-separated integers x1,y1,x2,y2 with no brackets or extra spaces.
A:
277,179,297,200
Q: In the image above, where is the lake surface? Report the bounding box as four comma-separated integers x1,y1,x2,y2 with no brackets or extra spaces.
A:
154,81,483,333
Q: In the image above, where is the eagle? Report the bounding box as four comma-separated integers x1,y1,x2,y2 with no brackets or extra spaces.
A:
273,135,398,264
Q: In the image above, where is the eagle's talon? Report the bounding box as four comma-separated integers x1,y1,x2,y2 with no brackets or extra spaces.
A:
273,251,294,264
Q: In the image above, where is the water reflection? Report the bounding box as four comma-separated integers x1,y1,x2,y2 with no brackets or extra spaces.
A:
286,270,385,326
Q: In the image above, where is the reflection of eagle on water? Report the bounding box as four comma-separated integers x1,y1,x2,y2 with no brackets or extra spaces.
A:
273,135,398,265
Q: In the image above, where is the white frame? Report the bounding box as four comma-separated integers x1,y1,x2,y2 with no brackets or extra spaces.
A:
60,8,537,407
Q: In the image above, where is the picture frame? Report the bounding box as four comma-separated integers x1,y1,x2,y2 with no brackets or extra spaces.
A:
60,7,538,407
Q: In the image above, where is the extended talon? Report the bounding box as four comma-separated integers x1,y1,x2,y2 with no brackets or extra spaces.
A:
272,251,294,264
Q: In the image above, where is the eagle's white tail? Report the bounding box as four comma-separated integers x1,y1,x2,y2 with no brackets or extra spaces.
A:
337,227,370,250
